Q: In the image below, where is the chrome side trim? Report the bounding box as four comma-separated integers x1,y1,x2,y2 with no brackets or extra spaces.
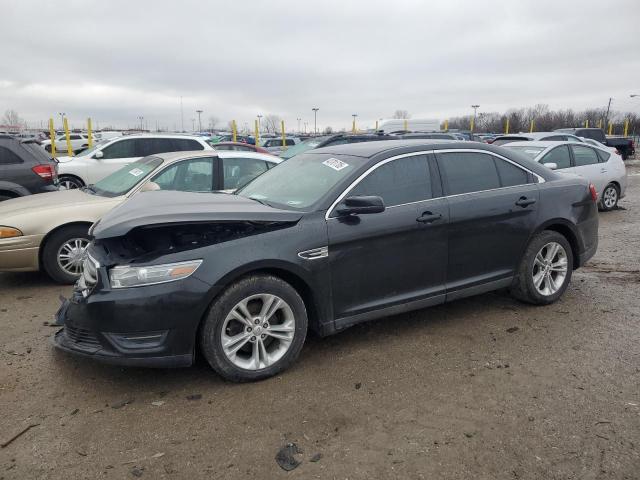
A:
298,246,328,260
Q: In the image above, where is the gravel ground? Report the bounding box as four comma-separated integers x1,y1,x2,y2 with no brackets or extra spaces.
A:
1,163,639,479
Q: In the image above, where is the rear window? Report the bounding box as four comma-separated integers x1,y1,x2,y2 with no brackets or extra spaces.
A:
171,138,205,151
505,146,545,159
21,142,53,163
492,137,528,146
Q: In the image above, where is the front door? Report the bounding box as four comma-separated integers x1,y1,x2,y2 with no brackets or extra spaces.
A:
436,150,540,294
88,138,141,184
327,153,448,320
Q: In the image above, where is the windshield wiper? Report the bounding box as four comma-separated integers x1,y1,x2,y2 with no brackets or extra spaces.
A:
249,196,273,208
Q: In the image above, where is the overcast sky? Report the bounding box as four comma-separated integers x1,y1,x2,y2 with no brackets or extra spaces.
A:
1,0,639,132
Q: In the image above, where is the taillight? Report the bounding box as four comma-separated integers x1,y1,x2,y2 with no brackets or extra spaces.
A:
589,183,598,202
32,164,55,181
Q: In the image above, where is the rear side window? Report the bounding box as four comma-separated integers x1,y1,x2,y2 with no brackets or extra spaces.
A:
171,139,205,151
596,149,610,162
137,138,175,156
0,146,23,164
494,158,529,187
101,139,137,159
439,152,500,195
541,146,571,169
350,155,431,206
571,145,599,166
540,135,566,141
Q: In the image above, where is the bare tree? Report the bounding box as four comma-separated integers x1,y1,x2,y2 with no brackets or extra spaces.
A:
208,116,219,131
392,110,410,119
262,114,282,134
2,109,23,127
227,120,236,132
324,126,333,134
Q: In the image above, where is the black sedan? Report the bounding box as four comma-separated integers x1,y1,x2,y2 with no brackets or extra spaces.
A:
53,141,599,381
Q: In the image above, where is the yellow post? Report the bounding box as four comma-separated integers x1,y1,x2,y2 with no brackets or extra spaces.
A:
624,119,629,137
254,119,260,147
48,118,56,159
598,119,603,129
608,121,613,135
444,119,448,131
63,117,73,156
87,118,93,148
281,120,286,149
470,116,475,133
352,118,356,134
232,120,237,142
529,119,534,133
505,118,510,134
375,120,378,131
403,119,408,131
584,119,589,128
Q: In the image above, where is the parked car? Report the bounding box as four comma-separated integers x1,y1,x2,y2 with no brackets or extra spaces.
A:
260,137,302,156
489,132,584,146
41,133,91,154
0,135,58,201
505,141,626,211
580,137,618,153
554,128,635,160
212,141,271,154
280,133,398,160
0,151,280,283
53,140,598,381
56,134,213,189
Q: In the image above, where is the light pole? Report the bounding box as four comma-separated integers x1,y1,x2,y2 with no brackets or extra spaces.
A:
352,114,358,133
312,108,319,135
191,118,195,131
180,96,184,132
257,114,263,133
58,112,65,130
137,116,144,131
196,110,203,132
471,105,480,132
297,118,301,134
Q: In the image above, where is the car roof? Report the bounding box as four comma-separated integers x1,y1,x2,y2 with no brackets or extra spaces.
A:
507,140,609,152
310,139,490,157
153,150,281,164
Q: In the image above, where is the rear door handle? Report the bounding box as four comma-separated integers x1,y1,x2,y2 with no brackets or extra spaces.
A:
600,168,607,173
515,197,536,208
416,212,442,224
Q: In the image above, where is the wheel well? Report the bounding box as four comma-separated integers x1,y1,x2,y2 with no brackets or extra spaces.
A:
38,222,93,268
0,190,18,199
58,174,85,186
543,224,580,269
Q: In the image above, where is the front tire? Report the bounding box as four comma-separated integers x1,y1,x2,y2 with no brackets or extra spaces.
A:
42,225,90,284
58,175,85,190
599,183,619,211
200,275,308,382
510,231,573,305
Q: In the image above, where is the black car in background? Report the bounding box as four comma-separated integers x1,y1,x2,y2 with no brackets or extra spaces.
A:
54,141,598,382
555,128,635,160
0,135,58,201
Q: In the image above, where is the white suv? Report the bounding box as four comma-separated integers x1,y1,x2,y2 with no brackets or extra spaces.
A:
56,134,213,189
41,134,91,154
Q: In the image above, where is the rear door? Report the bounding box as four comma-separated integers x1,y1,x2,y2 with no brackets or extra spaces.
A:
327,153,448,320
435,150,540,296
569,144,605,193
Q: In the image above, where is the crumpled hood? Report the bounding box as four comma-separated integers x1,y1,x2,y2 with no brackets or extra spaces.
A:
93,191,304,239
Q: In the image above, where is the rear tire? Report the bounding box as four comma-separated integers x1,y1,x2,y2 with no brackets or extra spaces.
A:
58,175,85,190
510,231,573,305
199,274,308,382
599,183,619,211
42,225,90,284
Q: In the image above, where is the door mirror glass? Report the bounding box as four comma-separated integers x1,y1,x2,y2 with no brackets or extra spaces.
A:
94,150,104,159
543,162,558,170
336,196,385,216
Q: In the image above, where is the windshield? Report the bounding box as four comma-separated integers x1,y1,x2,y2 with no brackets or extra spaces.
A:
75,138,110,157
279,136,327,160
504,145,545,159
237,153,363,210
92,156,163,197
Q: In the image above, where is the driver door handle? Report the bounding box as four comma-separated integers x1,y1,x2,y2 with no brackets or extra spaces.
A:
416,212,442,224
515,196,536,208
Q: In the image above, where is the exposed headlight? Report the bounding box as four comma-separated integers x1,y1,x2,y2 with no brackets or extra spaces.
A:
0,227,23,239
109,260,202,288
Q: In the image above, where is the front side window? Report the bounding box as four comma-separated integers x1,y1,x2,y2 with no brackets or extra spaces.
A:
348,155,431,206
439,152,500,195
494,158,529,187
541,145,571,169
222,158,269,190
151,157,215,192
101,139,137,159
571,145,599,166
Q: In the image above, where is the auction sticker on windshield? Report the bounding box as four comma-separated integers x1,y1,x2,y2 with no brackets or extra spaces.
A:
322,158,349,171
129,168,145,177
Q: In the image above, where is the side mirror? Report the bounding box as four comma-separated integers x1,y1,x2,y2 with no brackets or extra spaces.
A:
139,181,160,192
94,150,104,159
543,162,558,170
336,196,385,216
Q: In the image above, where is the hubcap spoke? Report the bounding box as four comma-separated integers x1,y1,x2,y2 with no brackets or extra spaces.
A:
532,241,568,296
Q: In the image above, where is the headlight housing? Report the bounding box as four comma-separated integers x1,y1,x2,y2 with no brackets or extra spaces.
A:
0,227,23,239
109,260,202,289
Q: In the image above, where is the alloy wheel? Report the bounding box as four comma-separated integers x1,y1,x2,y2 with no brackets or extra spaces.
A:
603,186,617,209
532,242,568,296
59,177,82,190
221,293,295,370
57,238,90,276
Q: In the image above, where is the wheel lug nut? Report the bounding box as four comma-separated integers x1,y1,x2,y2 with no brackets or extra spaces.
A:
263,323,268,328
254,319,260,324
247,327,252,332
261,334,266,339
250,336,256,342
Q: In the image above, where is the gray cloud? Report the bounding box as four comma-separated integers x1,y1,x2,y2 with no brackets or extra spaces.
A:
1,0,639,131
